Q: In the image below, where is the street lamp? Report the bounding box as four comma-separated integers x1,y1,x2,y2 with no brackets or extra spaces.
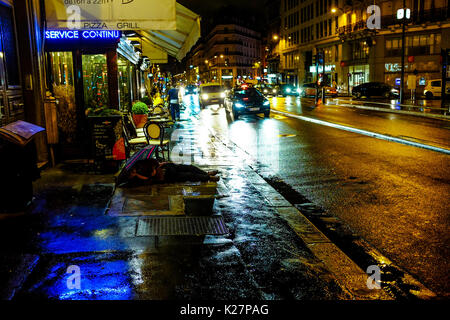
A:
331,7,344,14
272,34,279,41
397,2,410,104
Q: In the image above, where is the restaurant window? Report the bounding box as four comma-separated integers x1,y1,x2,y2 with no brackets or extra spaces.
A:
0,4,20,87
82,54,109,109
118,55,132,111
49,52,74,87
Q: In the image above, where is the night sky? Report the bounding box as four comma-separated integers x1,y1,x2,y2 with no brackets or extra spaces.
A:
178,0,264,17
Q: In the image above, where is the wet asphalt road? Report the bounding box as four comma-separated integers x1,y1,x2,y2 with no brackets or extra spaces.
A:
184,94,450,297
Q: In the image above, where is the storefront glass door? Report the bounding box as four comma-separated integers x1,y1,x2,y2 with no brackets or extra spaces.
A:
349,64,369,91
48,52,77,143
82,54,109,109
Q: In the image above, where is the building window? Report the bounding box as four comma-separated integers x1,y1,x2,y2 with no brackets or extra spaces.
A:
386,33,441,57
351,41,370,60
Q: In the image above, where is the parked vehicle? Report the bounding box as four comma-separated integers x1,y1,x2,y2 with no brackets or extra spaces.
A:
224,86,270,119
352,82,399,99
199,83,226,109
423,79,450,99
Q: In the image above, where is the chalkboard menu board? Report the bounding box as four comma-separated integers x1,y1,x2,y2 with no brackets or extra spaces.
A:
89,115,126,161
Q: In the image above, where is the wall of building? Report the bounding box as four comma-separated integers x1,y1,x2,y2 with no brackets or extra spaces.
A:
185,23,262,86
277,0,450,95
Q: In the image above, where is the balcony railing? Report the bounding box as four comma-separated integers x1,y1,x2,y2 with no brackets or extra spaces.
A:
211,40,243,46
337,20,367,35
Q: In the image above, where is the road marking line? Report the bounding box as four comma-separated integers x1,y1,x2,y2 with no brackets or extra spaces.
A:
272,109,450,155
326,102,450,121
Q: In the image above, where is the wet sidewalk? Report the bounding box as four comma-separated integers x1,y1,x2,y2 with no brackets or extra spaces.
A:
0,112,363,300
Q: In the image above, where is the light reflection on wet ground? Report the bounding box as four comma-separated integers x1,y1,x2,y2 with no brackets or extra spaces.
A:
182,95,449,296
9,101,347,300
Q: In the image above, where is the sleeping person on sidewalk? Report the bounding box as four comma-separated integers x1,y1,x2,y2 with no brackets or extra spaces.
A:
127,158,220,186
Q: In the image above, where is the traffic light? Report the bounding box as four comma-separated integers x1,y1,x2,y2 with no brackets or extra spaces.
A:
317,52,324,65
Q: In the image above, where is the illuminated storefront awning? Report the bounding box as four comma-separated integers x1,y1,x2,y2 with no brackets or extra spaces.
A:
45,0,177,31
140,3,200,61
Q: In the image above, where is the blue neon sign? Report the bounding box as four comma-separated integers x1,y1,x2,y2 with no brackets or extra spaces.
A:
45,30,121,40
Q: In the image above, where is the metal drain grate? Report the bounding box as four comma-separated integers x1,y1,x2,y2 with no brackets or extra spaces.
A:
136,216,229,237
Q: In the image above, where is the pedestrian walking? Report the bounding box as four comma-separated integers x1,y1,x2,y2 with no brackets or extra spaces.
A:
167,84,181,121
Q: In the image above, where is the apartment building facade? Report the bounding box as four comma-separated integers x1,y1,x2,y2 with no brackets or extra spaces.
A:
185,23,262,87
279,0,450,94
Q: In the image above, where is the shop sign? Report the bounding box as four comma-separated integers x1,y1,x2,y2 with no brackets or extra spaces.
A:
45,30,120,40
89,116,126,161
407,75,416,90
309,65,335,73
385,63,406,72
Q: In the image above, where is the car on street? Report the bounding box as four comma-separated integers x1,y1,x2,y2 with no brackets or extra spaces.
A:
255,84,277,96
352,82,399,99
278,83,300,96
199,83,226,109
423,79,450,99
184,84,198,95
224,86,270,119
299,83,338,97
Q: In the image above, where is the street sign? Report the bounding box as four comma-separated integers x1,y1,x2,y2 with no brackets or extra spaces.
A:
407,75,416,90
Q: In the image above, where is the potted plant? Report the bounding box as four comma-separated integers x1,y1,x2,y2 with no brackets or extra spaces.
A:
131,101,149,128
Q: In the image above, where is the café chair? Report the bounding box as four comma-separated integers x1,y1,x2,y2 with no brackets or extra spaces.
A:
122,125,148,157
144,121,170,160
124,113,145,138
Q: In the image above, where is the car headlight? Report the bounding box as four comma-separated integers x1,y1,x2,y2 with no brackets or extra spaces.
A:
272,89,276,93
220,92,226,98
391,89,399,93
202,94,209,100
263,89,268,93
286,88,291,93
235,103,244,108
296,88,302,93
263,100,270,106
